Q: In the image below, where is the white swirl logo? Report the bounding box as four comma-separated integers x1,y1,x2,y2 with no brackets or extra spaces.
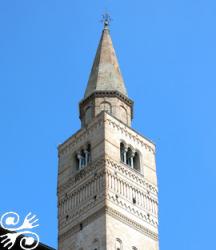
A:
0,212,40,250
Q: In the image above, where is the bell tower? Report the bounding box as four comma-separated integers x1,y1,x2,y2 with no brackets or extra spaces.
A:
57,17,159,250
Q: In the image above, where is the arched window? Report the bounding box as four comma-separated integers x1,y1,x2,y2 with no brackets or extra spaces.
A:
76,144,91,170
100,101,112,114
119,105,127,124
80,149,85,167
75,154,80,171
119,143,141,172
86,144,91,163
126,148,132,166
133,152,140,172
120,143,125,162
116,238,122,250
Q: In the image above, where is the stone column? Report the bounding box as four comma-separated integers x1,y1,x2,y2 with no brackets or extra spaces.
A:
77,152,82,170
130,150,136,169
84,149,89,166
123,145,128,164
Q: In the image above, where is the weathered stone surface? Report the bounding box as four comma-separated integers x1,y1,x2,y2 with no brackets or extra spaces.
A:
79,93,133,127
58,112,159,250
84,28,127,98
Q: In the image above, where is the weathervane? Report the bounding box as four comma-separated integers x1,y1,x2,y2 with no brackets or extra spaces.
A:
101,12,112,29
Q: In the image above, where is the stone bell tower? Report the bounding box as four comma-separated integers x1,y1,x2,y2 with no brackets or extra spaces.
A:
57,17,159,250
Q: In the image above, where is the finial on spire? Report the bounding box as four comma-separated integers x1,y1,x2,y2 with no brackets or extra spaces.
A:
101,13,112,29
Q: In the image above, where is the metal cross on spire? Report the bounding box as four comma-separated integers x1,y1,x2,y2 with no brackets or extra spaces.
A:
101,12,112,29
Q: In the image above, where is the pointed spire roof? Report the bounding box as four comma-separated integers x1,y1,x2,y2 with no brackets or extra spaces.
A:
84,25,128,98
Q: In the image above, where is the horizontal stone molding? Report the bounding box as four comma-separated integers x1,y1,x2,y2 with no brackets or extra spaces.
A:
79,90,134,107
59,206,158,243
58,156,158,198
107,192,158,227
58,112,155,158
59,207,105,242
106,206,158,241
59,196,105,230
106,171,158,217
58,158,106,195
58,172,105,214
105,158,158,195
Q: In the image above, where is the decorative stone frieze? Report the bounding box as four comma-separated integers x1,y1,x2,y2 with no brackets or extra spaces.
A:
58,158,106,195
106,192,158,227
105,206,158,241
105,158,158,195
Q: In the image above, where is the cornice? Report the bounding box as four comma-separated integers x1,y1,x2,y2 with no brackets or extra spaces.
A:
79,90,134,107
79,91,134,122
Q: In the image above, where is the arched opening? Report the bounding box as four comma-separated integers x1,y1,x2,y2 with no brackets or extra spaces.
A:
76,144,91,171
119,105,127,124
100,101,112,114
119,142,141,173
75,153,80,171
126,148,132,166
120,143,125,162
86,143,91,164
133,152,140,172
80,149,85,167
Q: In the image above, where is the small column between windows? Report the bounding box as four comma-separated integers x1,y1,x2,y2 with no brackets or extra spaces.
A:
84,149,89,167
76,152,82,170
76,144,91,171
123,146,128,164
119,142,141,172
130,150,135,169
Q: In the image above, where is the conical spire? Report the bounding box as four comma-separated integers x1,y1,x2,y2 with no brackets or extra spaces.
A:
80,19,133,128
84,24,128,98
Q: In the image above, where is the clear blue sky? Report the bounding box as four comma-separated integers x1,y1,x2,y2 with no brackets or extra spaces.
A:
0,1,215,249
